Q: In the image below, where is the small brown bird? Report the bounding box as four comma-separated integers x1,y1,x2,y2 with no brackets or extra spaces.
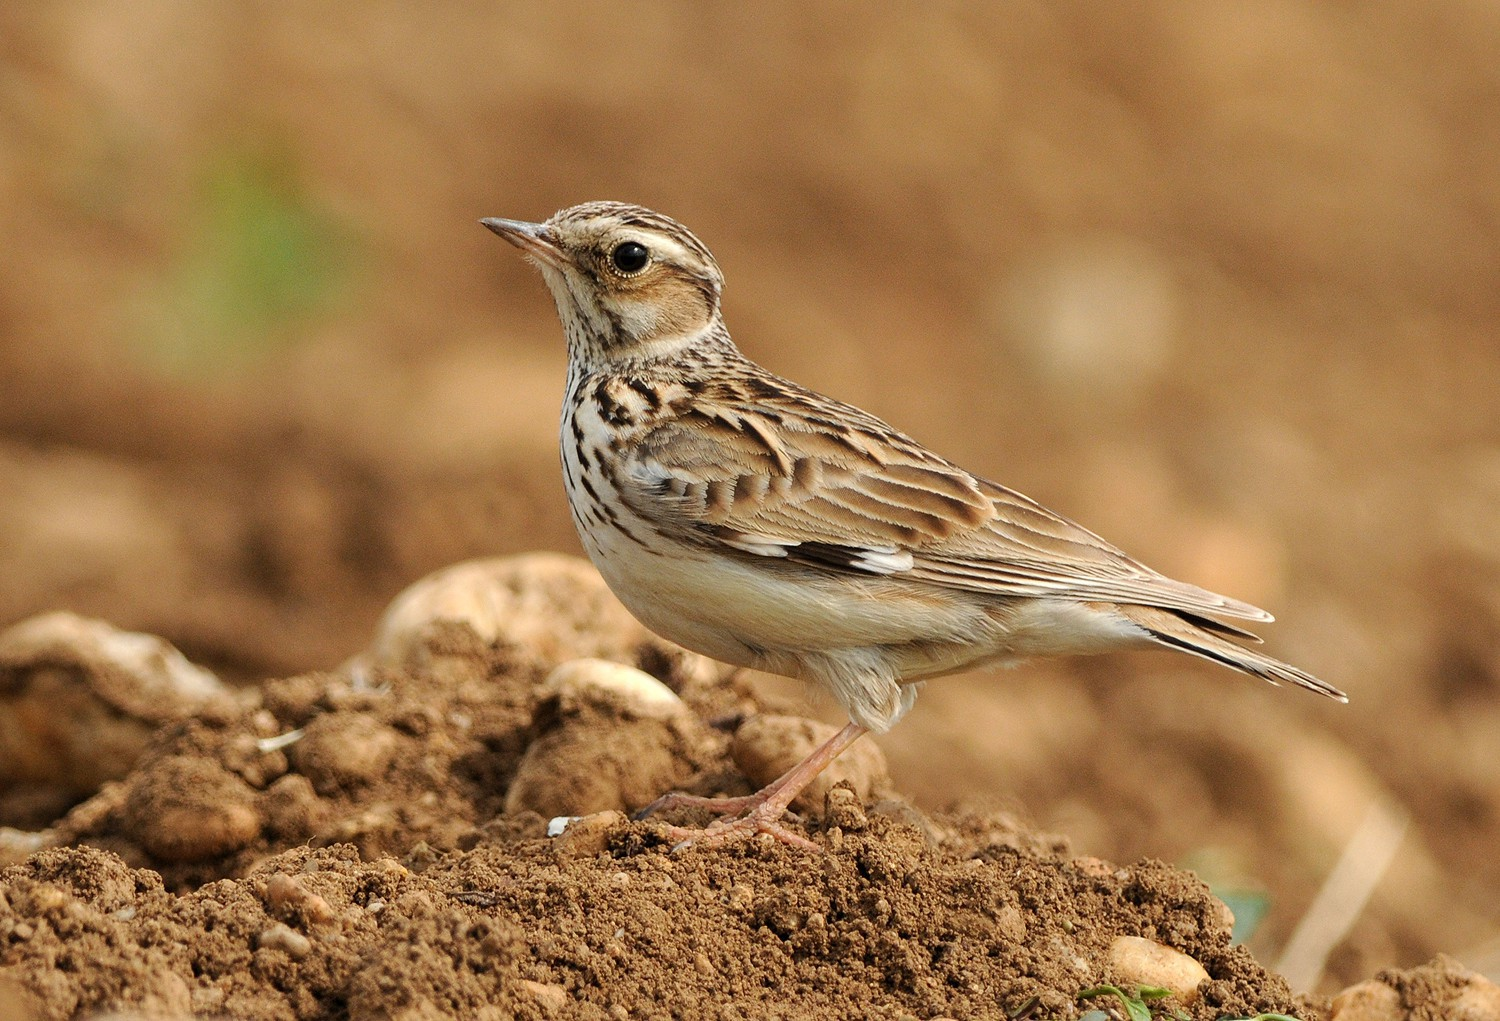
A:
483,202,1345,850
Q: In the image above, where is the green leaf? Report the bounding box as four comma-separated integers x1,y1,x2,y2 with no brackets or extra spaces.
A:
1078,985,1152,1021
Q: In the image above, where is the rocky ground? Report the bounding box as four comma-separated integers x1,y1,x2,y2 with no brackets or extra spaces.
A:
1,555,1496,1020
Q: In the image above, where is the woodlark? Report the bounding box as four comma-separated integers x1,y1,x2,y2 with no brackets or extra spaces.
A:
483,202,1345,851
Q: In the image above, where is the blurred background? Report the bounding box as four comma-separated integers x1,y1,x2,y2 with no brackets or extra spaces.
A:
2,0,1497,993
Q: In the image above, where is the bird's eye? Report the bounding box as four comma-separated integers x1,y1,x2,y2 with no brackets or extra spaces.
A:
610,241,650,275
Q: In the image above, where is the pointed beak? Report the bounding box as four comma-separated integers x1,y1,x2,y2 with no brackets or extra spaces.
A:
480,217,570,270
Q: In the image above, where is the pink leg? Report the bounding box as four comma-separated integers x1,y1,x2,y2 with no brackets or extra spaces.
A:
634,765,800,820
638,721,869,852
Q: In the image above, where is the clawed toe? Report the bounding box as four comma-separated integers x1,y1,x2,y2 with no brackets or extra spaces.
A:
661,808,822,853
632,789,769,822
629,721,869,853
635,791,820,851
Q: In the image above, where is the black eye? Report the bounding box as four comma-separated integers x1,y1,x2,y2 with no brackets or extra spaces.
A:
611,241,650,274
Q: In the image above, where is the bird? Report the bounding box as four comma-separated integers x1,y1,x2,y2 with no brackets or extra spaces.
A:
481,201,1345,851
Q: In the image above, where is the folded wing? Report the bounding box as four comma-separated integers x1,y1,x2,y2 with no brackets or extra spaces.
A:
620,376,1273,625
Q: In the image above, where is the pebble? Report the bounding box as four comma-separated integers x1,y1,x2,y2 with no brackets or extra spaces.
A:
1107,935,1209,1004
256,922,312,959
262,873,335,925
548,810,627,857
0,828,54,866
518,979,570,1013
543,659,687,720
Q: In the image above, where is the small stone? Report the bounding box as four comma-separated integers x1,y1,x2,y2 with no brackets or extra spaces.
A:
1108,935,1209,1005
353,553,653,674
550,810,627,857
518,979,570,1014
262,873,335,925
257,922,312,959
0,612,230,798
0,828,54,867
543,659,686,720
727,883,754,910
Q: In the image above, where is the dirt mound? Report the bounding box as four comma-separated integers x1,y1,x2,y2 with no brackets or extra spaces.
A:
2,554,1320,1020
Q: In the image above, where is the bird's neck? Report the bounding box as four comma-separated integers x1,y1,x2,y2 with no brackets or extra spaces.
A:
565,314,741,381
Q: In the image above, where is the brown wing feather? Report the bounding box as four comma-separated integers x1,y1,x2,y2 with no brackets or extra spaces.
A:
622,371,1272,623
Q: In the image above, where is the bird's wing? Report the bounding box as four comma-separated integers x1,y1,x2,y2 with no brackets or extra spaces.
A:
618,377,1272,624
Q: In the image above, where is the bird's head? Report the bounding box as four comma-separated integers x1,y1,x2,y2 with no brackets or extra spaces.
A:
483,202,725,366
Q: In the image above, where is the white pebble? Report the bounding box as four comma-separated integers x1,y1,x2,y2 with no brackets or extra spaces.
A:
543,659,685,720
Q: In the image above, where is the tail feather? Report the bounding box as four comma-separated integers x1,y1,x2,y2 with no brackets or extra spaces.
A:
1172,609,1265,644
1116,604,1348,703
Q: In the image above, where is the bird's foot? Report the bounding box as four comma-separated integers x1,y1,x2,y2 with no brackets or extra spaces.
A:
633,720,870,854
635,785,819,851
658,802,822,853
632,788,775,821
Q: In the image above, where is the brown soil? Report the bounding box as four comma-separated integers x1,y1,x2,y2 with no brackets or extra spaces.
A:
3,3,1500,1018
0,585,1307,1020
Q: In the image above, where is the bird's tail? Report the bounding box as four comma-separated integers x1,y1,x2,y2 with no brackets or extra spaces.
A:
1115,603,1347,702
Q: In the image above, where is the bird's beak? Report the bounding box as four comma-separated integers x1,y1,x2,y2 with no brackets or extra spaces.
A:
480,217,570,270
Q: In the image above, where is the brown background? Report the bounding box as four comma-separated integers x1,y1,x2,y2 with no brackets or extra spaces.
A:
2,1,1498,992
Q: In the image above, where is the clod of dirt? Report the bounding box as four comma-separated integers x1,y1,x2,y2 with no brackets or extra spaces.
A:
288,714,402,795
0,612,232,824
1330,979,1402,1020
121,755,263,862
730,713,891,814
1331,955,1500,1021
504,660,707,818
0,828,51,864
353,553,659,674
1109,934,1211,1004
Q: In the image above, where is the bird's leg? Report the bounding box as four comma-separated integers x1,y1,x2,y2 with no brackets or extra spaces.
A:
637,721,869,852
